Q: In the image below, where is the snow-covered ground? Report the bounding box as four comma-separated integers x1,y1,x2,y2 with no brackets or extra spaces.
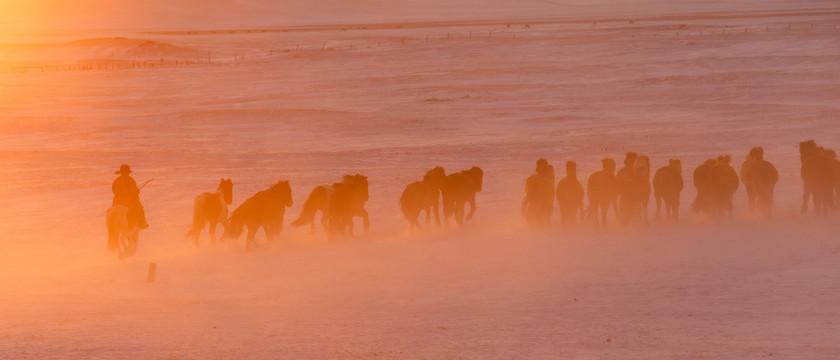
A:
1,1,839,358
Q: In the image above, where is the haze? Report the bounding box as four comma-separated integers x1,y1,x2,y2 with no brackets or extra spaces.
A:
1,0,839,358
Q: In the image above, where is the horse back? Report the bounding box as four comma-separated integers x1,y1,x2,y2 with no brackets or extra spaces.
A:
442,173,475,201
195,192,224,220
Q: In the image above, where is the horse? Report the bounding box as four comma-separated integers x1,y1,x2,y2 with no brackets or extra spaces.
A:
291,183,334,233
746,159,779,218
292,174,370,238
327,174,370,240
616,152,641,226
106,205,138,258
652,159,683,222
400,167,446,233
694,156,739,219
799,140,837,216
634,155,651,224
691,159,717,216
586,158,618,229
185,178,233,246
441,166,484,225
555,161,585,227
223,180,293,250
740,147,764,213
522,161,555,228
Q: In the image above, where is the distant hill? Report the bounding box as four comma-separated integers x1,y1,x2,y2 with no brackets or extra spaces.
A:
1,0,831,37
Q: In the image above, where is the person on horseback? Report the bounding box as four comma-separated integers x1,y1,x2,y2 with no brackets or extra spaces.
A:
112,164,149,230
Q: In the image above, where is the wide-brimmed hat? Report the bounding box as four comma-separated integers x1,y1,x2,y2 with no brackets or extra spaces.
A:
115,164,132,174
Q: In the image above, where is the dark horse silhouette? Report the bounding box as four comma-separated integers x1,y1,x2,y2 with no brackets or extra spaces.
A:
522,159,555,227
693,156,739,219
740,147,778,217
441,166,484,225
652,159,683,222
799,140,837,216
223,180,293,250
400,167,446,233
327,174,370,240
616,152,651,227
555,161,585,227
292,174,370,239
587,158,618,229
186,178,233,246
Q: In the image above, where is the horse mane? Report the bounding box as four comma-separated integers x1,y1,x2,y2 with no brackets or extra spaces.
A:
624,152,639,167
668,159,682,173
423,166,446,187
217,178,233,204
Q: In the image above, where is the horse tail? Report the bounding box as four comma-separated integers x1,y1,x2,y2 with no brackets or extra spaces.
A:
291,186,328,227
185,194,207,239
399,187,411,221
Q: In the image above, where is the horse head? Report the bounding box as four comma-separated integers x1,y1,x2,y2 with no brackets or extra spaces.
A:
601,158,616,174
800,140,818,162
218,178,234,205
353,174,369,202
566,161,577,179
624,152,639,167
668,159,682,174
537,164,554,179
466,167,484,192
748,147,764,162
271,180,293,207
634,155,651,179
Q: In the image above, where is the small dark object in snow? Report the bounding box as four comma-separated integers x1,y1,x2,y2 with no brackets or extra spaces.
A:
606,338,612,342
147,263,157,283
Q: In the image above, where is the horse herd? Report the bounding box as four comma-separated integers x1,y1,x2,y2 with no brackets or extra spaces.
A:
106,140,839,256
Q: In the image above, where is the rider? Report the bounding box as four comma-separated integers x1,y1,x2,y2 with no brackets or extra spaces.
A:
112,164,149,230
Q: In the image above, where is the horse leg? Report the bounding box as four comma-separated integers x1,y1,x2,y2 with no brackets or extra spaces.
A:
465,197,477,221
433,203,441,226
320,212,329,233
578,203,585,224
655,195,662,221
454,202,464,225
801,185,811,214
263,225,274,243
425,206,431,224
208,221,217,244
601,205,608,230
361,209,370,232
246,226,258,250
442,199,453,226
